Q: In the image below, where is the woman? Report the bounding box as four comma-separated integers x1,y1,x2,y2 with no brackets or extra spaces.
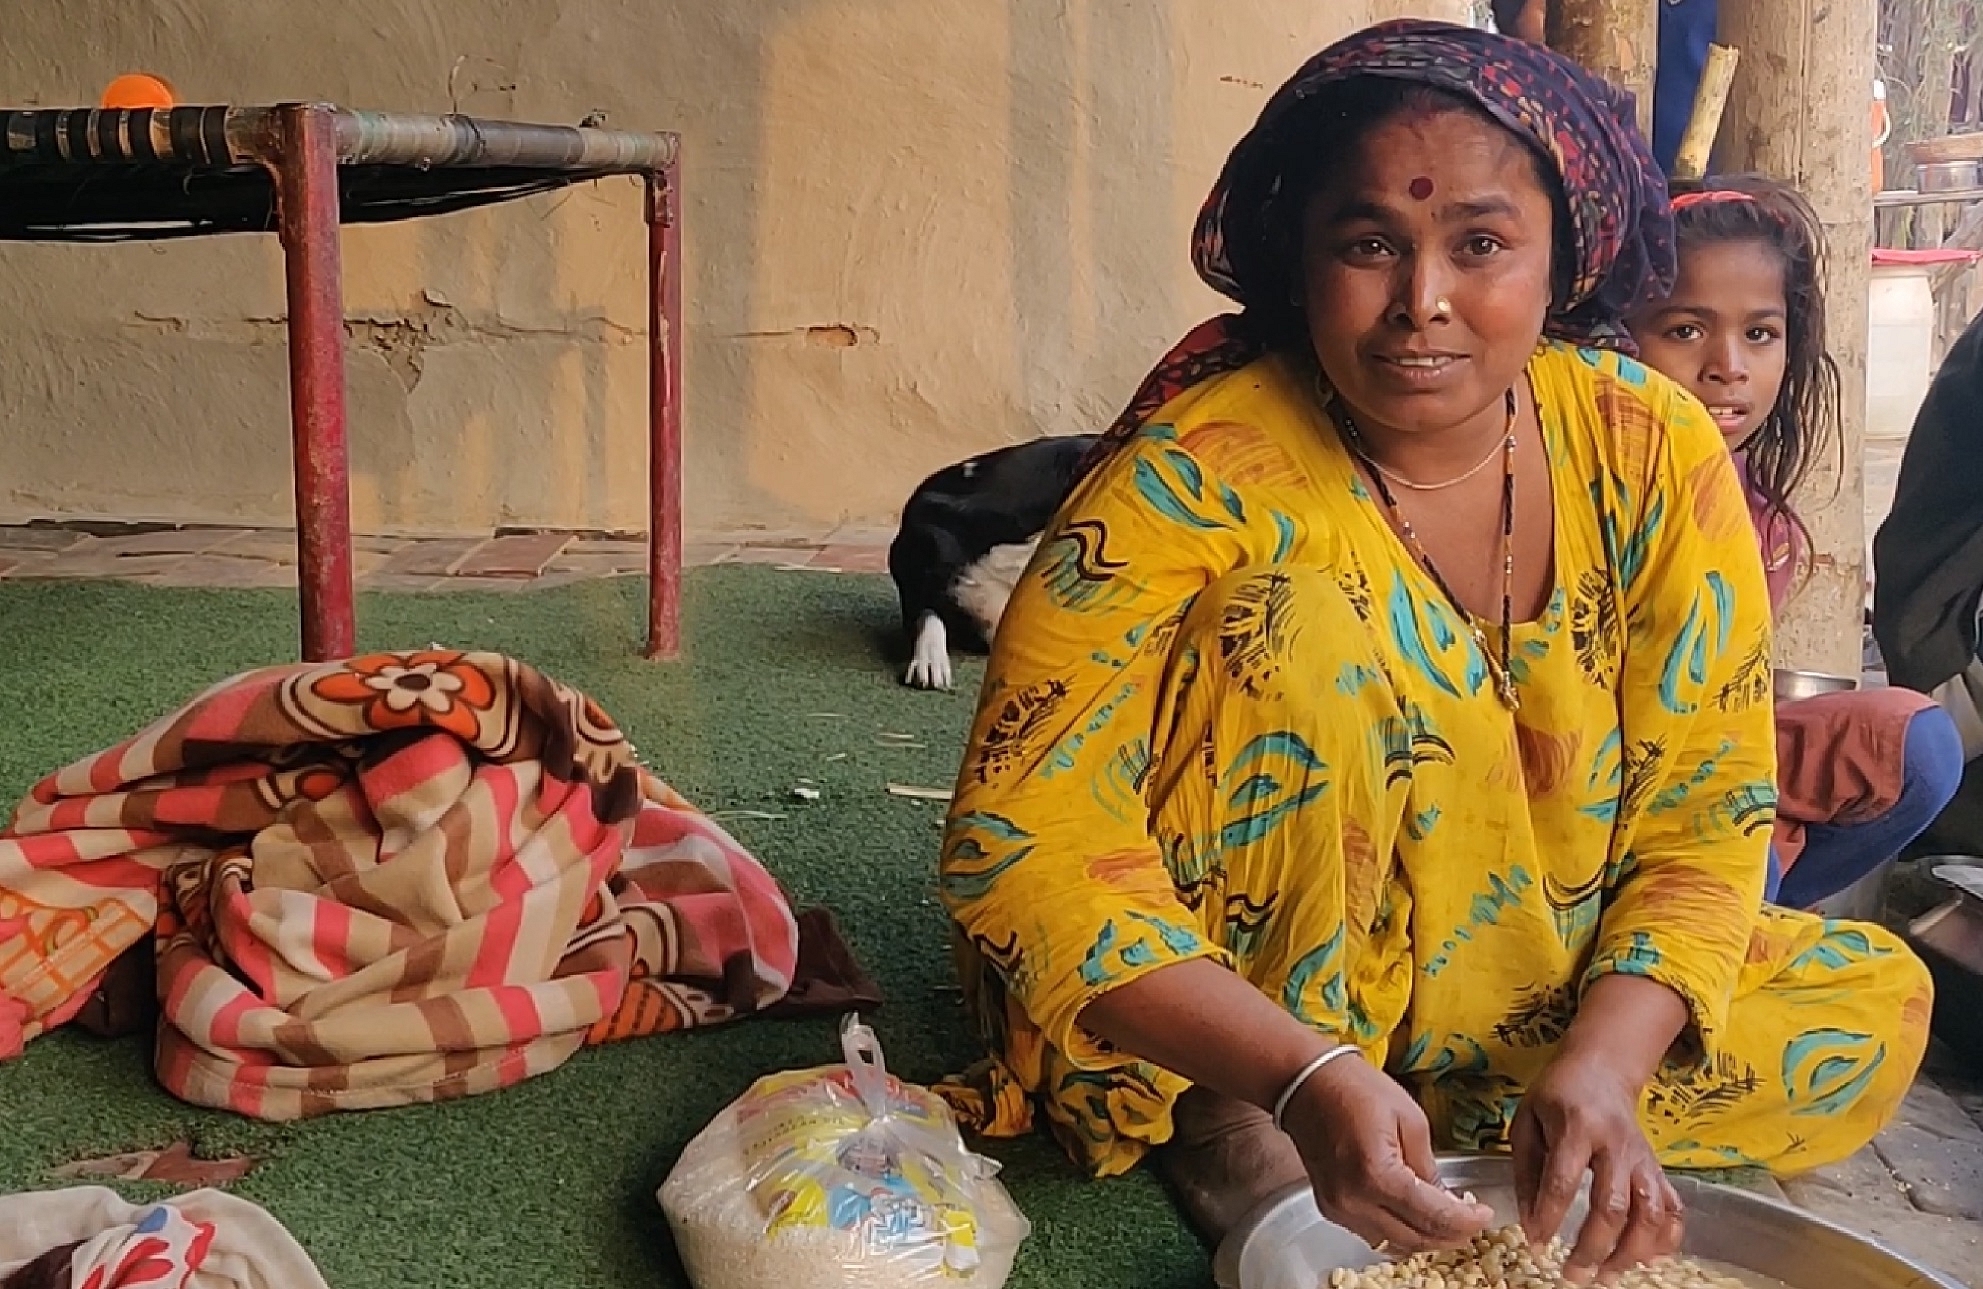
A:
1874,308,1983,858
1628,178,1962,910
937,20,1931,1283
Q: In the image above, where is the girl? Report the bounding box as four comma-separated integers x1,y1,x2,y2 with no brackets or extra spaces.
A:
1629,176,1964,909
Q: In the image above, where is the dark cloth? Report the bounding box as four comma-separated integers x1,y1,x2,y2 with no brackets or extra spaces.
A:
764,907,886,1017
1080,18,1673,477
1872,310,1983,860
1653,0,1719,174
0,1243,82,1289
1873,310,1983,693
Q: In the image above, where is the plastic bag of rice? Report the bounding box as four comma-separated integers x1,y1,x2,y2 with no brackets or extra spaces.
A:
658,1014,1030,1289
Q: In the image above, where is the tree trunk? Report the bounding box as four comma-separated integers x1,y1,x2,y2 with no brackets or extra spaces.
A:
1546,0,1658,137
1719,0,1879,675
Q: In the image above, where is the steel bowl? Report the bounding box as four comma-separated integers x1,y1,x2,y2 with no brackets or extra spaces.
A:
1774,668,1859,703
1211,1154,1966,1289
1918,159,1982,193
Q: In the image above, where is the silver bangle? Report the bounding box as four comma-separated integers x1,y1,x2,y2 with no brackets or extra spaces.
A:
1270,1044,1362,1132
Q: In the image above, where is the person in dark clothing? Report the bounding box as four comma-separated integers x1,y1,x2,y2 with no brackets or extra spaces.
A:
1651,0,1718,172
1873,310,1983,856
1490,0,1717,175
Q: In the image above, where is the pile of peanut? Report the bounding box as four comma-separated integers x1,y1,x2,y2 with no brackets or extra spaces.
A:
1325,1224,1753,1289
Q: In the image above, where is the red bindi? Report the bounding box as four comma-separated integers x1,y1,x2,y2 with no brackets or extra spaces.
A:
1408,176,1434,200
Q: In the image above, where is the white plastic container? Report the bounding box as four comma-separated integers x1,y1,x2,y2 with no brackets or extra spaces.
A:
1866,262,1937,441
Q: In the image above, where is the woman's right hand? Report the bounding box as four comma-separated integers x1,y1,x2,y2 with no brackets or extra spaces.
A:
1281,1052,1495,1254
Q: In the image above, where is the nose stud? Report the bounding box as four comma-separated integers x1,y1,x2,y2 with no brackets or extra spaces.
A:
1435,297,1452,316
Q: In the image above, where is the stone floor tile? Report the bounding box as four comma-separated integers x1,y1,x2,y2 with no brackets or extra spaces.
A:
358,573,446,594
10,546,192,580
372,539,480,578
682,542,740,567
0,525,91,553
544,551,643,578
86,529,235,557
511,572,591,592
449,532,573,578
724,532,818,549
1784,1144,1983,1281
564,537,648,556
207,529,293,563
811,543,890,573
1876,1080,1983,1222
145,556,299,589
429,575,537,593
728,544,819,566
819,523,896,544
0,551,55,578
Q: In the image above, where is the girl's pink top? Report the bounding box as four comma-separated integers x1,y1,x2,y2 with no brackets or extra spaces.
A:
1734,450,1805,616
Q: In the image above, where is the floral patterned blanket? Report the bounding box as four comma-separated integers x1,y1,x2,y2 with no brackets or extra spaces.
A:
0,650,800,1120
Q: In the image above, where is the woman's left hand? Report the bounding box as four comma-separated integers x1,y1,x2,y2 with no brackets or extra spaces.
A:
1511,1048,1684,1284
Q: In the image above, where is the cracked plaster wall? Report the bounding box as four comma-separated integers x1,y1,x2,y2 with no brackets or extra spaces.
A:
0,0,1468,538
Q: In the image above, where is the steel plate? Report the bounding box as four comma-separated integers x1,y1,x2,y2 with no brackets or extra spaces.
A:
1211,1155,1966,1289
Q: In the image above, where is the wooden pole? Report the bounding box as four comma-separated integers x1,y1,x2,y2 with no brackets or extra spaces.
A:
1545,0,1658,139
1717,0,1878,676
644,166,684,661
273,104,355,663
1672,44,1740,181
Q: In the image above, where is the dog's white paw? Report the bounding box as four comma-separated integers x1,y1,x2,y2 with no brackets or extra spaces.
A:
904,613,953,690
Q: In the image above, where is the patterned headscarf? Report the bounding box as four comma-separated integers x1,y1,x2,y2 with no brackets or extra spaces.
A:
1081,18,1674,474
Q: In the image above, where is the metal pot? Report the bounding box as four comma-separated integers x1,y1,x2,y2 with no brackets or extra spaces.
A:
1213,1154,1967,1289
1773,668,1858,703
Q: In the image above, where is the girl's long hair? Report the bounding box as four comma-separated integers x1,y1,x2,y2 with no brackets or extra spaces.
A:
1668,176,1841,540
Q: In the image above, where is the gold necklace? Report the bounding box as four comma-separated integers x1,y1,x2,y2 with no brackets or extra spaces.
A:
1363,434,1505,492
1333,390,1521,712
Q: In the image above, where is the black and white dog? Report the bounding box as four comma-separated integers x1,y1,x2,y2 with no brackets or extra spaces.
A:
888,434,1100,689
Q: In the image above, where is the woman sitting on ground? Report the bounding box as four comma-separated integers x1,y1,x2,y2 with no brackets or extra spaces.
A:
1627,177,1963,910
935,20,1931,1283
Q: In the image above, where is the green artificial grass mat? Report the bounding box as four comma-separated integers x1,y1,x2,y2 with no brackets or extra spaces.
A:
0,568,1206,1289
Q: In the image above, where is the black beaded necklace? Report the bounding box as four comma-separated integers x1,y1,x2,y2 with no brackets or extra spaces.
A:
1332,388,1522,712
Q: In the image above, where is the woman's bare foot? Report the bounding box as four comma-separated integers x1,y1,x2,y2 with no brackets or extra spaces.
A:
1159,1085,1309,1244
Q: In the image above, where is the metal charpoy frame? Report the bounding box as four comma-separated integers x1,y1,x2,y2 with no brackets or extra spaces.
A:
0,103,684,660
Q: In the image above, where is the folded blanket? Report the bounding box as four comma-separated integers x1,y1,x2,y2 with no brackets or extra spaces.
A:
0,650,802,1119
0,1186,328,1289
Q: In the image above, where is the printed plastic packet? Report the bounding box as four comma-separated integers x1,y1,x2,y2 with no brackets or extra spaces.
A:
659,1014,1030,1289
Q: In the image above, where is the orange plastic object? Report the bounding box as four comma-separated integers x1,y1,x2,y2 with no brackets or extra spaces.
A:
100,73,177,109
1872,77,1891,195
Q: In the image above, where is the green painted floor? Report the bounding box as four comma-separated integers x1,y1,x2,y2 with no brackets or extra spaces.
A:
0,569,1207,1289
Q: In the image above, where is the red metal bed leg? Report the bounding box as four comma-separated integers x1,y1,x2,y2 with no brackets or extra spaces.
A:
644,162,684,660
274,104,356,662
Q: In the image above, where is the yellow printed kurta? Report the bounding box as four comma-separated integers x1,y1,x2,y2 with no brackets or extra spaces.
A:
937,343,1931,1177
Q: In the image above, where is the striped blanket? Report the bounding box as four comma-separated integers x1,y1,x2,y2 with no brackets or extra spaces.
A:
0,650,801,1119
